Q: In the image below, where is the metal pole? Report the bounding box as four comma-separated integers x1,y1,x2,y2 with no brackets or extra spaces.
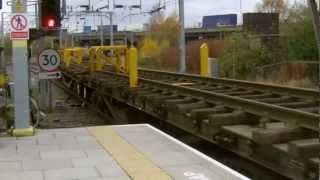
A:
110,12,114,46
124,32,128,46
178,0,186,73
233,47,236,78
308,0,320,76
0,12,5,73
59,28,63,48
71,33,74,47
100,14,104,46
35,3,38,29
130,31,134,46
0,13,4,74
307,0,320,138
1,13,4,46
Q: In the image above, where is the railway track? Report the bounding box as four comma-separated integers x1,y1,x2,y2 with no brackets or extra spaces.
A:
139,69,319,115
60,63,319,180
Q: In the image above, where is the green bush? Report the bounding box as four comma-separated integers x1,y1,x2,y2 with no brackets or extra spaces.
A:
281,4,317,61
219,33,274,78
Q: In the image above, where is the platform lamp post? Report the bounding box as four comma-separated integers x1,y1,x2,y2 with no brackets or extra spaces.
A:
178,0,186,73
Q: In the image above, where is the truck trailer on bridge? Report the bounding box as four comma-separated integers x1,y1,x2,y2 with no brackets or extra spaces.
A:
202,14,237,28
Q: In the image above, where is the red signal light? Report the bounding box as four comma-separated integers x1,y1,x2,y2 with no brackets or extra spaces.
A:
40,0,61,30
47,18,55,28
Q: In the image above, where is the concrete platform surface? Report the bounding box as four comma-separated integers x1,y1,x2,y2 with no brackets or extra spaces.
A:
0,124,249,180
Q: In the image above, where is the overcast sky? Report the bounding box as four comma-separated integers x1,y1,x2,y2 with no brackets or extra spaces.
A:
74,0,261,30
0,0,307,32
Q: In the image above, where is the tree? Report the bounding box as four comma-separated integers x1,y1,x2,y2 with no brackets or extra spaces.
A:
140,12,180,69
148,12,179,47
281,3,317,60
256,0,288,19
141,37,160,58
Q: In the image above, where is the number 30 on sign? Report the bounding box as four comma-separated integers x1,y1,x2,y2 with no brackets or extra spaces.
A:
39,49,61,72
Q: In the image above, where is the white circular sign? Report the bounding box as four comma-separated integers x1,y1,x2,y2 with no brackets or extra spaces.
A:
39,49,61,72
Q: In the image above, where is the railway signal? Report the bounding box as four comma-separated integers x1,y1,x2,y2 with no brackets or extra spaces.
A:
40,0,61,30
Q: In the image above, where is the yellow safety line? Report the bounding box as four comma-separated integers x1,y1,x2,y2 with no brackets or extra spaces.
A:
88,126,172,180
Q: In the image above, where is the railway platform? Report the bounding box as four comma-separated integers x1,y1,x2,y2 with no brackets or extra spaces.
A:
0,124,249,180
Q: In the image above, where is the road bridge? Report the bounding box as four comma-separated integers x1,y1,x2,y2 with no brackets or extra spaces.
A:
66,26,242,46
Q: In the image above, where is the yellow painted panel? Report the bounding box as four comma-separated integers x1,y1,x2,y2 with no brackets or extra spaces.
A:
12,40,27,48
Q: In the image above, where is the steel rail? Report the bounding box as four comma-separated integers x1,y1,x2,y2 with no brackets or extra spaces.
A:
61,64,319,130
139,68,319,100
67,63,318,99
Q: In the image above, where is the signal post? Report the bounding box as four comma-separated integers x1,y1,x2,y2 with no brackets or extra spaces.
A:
38,0,61,111
11,0,34,136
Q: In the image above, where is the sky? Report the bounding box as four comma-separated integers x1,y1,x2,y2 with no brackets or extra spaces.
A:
0,0,307,32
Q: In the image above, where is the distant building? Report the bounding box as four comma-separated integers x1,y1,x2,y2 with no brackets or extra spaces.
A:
202,14,237,28
97,25,118,33
243,13,280,49
83,26,91,33
243,13,279,35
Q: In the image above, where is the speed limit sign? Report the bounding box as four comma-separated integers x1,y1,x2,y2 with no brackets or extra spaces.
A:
38,49,61,72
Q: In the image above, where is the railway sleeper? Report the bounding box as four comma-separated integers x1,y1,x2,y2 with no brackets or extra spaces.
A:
163,97,199,109
251,126,304,145
175,101,211,114
308,158,319,179
135,89,164,97
274,141,320,180
143,95,177,115
144,93,183,106
166,109,199,133
287,138,320,159
169,105,232,133
220,124,317,180
134,90,169,109
141,91,174,100
140,94,181,118
200,110,248,137
188,106,229,120
161,102,214,132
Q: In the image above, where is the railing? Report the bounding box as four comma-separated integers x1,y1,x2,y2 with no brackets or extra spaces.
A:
59,45,138,88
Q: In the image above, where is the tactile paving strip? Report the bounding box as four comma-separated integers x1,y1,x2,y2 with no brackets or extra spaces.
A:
88,126,173,180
